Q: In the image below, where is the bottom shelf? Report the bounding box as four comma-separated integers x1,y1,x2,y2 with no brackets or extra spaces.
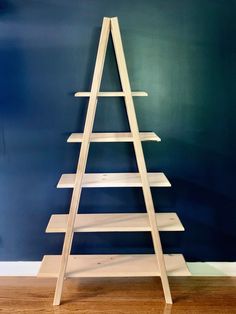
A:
38,254,190,278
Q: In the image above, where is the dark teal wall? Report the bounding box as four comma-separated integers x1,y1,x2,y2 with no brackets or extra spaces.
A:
0,0,235,261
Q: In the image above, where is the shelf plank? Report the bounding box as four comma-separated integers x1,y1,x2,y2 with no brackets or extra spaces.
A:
67,132,161,143
46,213,184,232
74,91,148,97
38,254,191,278
57,173,171,188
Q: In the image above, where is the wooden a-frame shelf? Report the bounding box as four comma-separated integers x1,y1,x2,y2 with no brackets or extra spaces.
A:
46,213,184,233
38,17,190,306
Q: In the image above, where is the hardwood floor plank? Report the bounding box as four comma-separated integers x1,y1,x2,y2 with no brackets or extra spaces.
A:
0,277,235,313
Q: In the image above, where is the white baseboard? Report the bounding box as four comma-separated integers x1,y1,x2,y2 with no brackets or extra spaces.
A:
0,262,235,276
0,262,41,276
187,262,236,276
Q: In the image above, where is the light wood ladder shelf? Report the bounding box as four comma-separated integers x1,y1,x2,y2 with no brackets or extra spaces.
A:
67,132,161,142
38,17,190,306
46,213,184,233
74,91,148,97
57,172,171,188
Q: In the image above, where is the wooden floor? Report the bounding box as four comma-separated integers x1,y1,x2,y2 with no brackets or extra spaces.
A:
0,277,235,313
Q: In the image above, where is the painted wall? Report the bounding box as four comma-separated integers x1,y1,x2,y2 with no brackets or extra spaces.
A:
0,0,235,261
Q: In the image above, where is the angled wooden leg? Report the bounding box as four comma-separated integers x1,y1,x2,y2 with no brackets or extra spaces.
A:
53,17,111,306
111,17,172,304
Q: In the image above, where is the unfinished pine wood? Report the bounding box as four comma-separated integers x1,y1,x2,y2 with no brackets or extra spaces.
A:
67,132,161,143
53,17,111,306
74,91,148,97
43,17,186,306
46,213,184,233
57,172,171,188
38,254,190,278
111,17,172,303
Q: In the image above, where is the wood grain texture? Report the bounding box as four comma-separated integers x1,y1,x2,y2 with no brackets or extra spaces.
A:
111,17,172,303
67,132,161,142
57,172,171,188
46,213,184,232
74,91,148,97
53,17,111,305
38,254,190,278
0,277,235,313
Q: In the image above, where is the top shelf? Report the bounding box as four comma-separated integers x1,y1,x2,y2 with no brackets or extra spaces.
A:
67,132,161,143
74,91,148,97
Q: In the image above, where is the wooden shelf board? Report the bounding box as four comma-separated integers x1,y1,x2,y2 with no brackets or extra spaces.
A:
38,254,191,278
46,213,184,232
67,132,161,143
57,173,171,188
74,91,148,97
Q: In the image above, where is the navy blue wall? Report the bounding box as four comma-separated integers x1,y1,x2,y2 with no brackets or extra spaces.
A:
0,0,235,261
